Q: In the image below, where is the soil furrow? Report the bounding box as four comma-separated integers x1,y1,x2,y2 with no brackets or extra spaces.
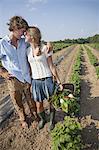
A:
80,45,99,150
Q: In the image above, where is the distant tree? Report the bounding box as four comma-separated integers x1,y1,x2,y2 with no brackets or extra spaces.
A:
87,34,99,43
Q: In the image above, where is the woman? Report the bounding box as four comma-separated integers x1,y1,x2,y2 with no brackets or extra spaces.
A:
25,26,63,130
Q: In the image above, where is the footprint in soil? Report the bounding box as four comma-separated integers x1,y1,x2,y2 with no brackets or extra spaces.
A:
82,122,99,150
4,133,16,148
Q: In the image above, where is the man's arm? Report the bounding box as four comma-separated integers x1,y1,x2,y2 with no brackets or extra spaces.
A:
0,41,9,79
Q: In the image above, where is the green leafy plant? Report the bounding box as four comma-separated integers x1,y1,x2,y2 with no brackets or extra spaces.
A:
70,49,81,97
51,89,71,110
96,66,99,78
52,42,71,53
51,89,80,116
51,116,84,150
85,45,99,78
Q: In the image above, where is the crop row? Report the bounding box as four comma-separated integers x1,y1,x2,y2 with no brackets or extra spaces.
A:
88,43,99,50
84,45,99,78
51,47,84,150
52,42,72,53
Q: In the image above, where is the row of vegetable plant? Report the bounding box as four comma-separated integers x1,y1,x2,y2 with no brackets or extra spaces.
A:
52,42,72,53
51,47,84,150
88,43,99,50
84,45,99,79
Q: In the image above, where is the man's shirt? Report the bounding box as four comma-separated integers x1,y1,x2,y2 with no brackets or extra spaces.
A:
0,35,31,83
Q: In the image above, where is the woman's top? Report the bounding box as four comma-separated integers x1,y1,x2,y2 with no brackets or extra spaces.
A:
27,45,53,79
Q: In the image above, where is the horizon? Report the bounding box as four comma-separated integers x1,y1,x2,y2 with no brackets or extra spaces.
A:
0,33,98,42
0,0,99,41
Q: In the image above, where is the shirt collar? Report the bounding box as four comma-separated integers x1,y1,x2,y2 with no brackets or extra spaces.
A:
4,35,11,43
4,35,21,44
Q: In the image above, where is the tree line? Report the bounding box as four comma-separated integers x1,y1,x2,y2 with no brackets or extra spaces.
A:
52,34,99,44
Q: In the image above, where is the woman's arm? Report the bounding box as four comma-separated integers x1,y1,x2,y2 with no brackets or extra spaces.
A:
47,56,63,90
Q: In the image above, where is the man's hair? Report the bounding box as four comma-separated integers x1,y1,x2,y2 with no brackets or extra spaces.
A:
7,16,29,31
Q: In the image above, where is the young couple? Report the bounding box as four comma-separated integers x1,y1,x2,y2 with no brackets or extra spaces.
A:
0,16,63,130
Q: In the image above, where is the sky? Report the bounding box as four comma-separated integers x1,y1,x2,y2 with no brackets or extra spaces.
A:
0,0,99,41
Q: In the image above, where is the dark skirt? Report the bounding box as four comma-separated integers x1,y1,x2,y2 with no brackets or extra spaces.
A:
32,77,54,102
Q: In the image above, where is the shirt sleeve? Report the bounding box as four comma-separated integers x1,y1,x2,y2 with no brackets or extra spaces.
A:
0,40,6,59
26,47,31,57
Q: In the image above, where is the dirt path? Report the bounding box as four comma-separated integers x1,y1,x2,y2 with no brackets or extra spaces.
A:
0,45,79,150
80,45,99,150
0,80,9,99
1,44,99,150
54,45,79,83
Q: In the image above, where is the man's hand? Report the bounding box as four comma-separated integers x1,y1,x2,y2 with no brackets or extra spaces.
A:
0,67,10,79
46,42,53,53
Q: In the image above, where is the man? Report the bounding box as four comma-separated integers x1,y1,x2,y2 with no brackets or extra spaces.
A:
0,16,52,128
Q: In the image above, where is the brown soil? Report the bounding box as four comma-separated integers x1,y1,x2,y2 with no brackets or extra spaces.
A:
0,81,9,99
80,45,99,150
0,44,99,150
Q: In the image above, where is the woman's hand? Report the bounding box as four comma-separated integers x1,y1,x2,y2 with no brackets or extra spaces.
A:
58,83,63,91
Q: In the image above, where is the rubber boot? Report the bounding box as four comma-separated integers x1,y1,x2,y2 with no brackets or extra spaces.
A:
38,111,46,129
49,108,55,131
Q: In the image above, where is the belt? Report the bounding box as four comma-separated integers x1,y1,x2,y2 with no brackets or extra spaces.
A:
33,77,52,81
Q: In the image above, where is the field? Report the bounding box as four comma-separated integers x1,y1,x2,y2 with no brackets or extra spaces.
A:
0,44,99,150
